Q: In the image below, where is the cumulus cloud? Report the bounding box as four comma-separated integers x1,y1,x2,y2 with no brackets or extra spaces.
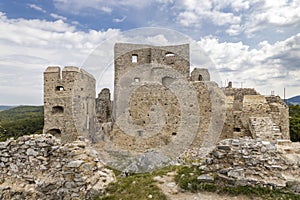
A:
198,33,300,97
244,0,300,37
170,0,300,38
175,0,243,29
0,12,121,105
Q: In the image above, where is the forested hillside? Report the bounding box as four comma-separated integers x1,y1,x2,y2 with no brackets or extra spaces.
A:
0,106,44,142
289,105,300,142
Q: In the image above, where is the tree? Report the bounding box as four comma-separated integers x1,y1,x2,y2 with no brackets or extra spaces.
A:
289,105,300,142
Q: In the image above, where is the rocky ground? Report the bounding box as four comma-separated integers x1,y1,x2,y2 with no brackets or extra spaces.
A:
0,134,115,200
1,134,299,199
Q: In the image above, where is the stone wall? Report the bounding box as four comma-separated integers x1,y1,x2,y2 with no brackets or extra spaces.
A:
0,134,115,200
181,138,300,192
190,68,210,81
43,66,96,143
266,96,290,139
95,88,112,124
113,43,190,121
222,87,289,141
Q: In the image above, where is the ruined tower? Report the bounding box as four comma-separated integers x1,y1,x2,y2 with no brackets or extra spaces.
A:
43,66,96,142
113,43,190,121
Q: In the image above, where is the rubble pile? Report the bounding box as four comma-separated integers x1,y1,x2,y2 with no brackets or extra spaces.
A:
200,138,300,192
0,134,115,200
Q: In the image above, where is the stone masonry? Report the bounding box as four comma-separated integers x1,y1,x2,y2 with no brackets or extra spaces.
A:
178,138,300,194
43,43,290,156
43,66,96,143
0,134,115,200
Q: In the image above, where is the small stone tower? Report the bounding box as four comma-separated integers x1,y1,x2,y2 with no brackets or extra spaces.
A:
190,68,210,81
43,66,96,142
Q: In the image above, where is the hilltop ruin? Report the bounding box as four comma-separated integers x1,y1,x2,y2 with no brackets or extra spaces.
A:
43,43,289,150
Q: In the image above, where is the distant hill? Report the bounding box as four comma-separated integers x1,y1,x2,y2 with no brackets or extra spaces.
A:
0,106,15,111
287,95,300,105
0,106,44,141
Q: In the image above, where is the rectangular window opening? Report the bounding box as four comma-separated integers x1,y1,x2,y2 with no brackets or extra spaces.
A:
132,54,138,63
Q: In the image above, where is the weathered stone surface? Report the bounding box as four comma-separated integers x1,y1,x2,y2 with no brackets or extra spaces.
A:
42,43,289,173
0,134,115,200
180,138,300,192
197,174,214,183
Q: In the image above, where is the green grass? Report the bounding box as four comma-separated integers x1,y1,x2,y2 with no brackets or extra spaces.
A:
96,167,175,200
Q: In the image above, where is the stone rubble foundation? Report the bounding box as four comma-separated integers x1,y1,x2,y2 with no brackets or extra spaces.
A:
0,134,115,200
180,138,300,193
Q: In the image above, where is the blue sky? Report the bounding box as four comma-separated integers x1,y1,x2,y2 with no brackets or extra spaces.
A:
0,0,300,105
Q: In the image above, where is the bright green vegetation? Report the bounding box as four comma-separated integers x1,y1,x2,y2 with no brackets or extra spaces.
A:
0,106,44,142
289,105,300,142
174,165,300,200
96,166,178,200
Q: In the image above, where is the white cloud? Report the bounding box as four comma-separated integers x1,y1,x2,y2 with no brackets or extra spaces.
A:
27,4,47,13
101,6,112,13
113,16,127,23
243,0,300,36
50,13,67,21
175,0,243,28
0,12,121,105
197,33,300,97
172,0,300,38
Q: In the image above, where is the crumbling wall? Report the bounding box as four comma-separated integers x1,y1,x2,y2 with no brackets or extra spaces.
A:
222,88,289,141
200,138,300,190
43,66,96,143
266,96,290,139
113,43,190,121
96,88,112,124
190,68,210,81
0,134,115,200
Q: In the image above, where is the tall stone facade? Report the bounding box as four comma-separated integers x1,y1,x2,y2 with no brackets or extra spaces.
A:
43,66,96,142
43,43,290,148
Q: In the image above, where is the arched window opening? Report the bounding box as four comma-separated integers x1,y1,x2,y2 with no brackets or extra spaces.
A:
47,129,61,137
165,52,175,57
52,106,64,114
162,76,174,87
198,75,203,81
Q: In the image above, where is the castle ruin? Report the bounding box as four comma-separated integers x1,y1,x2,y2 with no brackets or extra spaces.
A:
43,43,290,153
